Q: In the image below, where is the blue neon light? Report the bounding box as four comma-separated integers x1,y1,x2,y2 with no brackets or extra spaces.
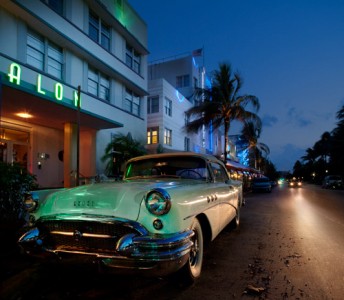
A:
175,90,185,103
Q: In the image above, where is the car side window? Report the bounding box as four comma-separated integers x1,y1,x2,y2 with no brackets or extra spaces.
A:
210,162,228,182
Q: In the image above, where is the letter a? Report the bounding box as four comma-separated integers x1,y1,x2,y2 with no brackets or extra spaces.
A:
8,63,21,85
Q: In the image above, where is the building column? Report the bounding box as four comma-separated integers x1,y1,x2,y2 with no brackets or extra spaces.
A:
64,122,77,187
79,130,96,181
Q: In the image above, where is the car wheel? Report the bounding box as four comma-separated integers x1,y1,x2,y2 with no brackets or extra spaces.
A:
229,200,240,230
176,218,203,286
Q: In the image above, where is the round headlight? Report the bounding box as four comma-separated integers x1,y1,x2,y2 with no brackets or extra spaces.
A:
145,188,171,216
24,192,39,212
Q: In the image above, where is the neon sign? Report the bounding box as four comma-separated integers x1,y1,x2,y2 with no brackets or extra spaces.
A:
175,90,185,103
7,62,81,107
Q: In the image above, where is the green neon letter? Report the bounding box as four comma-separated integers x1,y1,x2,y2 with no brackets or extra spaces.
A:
8,63,21,85
36,74,46,95
55,83,63,100
74,90,81,108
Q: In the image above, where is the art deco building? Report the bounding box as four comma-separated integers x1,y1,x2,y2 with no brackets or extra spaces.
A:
147,54,221,155
0,0,148,187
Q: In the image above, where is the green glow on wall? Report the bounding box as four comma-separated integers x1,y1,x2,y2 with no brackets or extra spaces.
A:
6,62,81,108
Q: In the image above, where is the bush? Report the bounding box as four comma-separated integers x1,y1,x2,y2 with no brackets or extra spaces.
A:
0,162,38,226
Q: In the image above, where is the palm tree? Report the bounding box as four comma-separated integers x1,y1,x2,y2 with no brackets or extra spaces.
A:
101,132,146,177
314,132,332,162
184,63,260,162
301,147,317,164
241,120,270,169
330,105,344,175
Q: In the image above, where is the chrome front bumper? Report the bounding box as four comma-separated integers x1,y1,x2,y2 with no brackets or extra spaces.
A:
18,227,194,277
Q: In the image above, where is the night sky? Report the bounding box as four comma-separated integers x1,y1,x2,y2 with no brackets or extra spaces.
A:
129,0,344,171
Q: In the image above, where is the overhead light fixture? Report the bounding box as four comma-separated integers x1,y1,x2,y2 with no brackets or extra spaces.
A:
16,112,33,118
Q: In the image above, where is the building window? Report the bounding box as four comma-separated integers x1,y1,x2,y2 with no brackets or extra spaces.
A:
89,10,110,51
210,162,228,183
88,66,110,101
147,96,159,114
27,29,63,80
184,137,190,151
42,0,64,15
176,75,190,88
164,98,172,117
126,44,141,74
184,113,190,125
194,77,198,88
147,127,159,144
124,88,140,116
164,128,172,146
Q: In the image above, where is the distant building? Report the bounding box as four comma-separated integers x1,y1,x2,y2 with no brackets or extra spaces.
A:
0,0,148,187
147,54,222,155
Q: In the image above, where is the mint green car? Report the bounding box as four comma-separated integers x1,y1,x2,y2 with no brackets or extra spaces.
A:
19,152,242,284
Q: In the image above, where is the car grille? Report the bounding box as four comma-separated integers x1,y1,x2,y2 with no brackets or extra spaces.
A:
38,220,140,255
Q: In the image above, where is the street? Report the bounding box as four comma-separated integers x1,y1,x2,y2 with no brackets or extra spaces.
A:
1,183,344,299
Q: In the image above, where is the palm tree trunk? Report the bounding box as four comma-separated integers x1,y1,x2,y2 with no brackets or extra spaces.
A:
223,119,230,163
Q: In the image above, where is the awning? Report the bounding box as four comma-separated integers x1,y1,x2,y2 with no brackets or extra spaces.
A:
226,160,259,173
1,85,123,130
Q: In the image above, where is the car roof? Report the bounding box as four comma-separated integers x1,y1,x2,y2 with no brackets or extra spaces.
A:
253,177,270,181
126,152,223,164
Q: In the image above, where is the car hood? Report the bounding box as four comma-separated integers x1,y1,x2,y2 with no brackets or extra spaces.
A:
36,179,203,221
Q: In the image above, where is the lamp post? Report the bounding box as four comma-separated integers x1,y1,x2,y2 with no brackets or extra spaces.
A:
76,85,81,186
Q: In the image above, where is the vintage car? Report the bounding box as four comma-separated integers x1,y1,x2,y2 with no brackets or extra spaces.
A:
19,152,242,284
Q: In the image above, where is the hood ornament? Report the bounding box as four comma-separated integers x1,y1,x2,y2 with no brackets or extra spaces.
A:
73,230,82,241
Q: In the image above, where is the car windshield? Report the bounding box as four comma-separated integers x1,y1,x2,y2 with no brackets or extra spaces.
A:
328,176,341,180
125,156,209,180
253,178,270,183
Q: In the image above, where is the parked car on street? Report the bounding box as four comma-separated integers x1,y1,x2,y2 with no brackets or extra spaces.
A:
322,175,343,189
19,152,242,285
251,177,272,193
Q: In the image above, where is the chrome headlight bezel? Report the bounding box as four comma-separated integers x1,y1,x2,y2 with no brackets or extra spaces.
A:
24,192,39,212
145,188,171,216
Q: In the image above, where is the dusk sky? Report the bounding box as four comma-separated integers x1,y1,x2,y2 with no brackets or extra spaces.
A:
129,0,344,171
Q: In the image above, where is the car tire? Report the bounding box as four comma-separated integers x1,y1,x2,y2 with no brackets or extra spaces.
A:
229,199,240,230
176,218,203,286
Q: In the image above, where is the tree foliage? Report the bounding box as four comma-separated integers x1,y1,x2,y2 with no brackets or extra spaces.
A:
184,63,260,162
297,104,344,181
241,120,269,169
101,132,146,176
0,162,38,225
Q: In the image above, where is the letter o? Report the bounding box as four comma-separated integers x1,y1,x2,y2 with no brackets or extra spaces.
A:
55,83,63,100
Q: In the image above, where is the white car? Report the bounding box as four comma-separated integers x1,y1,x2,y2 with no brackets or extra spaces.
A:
19,152,242,285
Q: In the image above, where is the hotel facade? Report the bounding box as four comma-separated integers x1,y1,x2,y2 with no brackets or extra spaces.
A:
0,0,148,188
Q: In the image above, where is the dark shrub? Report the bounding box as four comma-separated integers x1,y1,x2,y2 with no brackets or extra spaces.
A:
0,162,38,227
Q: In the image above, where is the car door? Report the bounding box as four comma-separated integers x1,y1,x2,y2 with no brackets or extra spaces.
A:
209,162,238,232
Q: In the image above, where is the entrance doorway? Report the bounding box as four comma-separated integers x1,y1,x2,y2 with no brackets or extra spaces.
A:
0,127,29,169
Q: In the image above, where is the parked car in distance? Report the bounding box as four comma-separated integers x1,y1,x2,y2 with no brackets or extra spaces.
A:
19,152,242,285
288,177,302,188
322,175,343,189
251,177,272,193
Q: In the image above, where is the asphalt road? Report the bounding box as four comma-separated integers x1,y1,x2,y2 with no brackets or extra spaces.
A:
1,183,344,299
